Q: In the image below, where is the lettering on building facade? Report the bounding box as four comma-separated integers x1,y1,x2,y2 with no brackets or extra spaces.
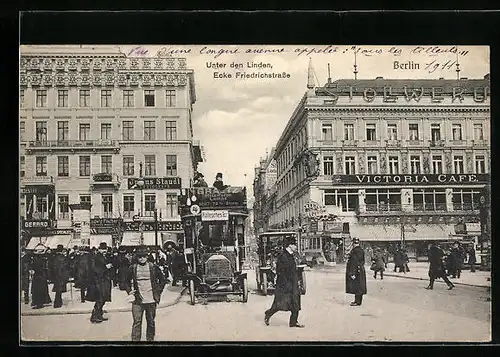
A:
332,174,489,185
127,177,182,190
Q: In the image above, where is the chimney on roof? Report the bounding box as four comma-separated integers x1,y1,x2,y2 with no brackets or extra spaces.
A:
307,58,315,90
327,63,331,84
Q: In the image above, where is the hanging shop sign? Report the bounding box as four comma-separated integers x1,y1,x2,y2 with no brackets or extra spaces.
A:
332,174,489,185
128,177,182,190
179,187,247,213
23,219,51,229
90,218,122,234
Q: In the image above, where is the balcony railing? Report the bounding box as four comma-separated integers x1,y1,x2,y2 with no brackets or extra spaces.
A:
365,204,403,212
386,140,400,147
413,203,448,212
27,140,120,149
453,202,480,211
429,140,445,147
472,140,488,147
90,173,121,188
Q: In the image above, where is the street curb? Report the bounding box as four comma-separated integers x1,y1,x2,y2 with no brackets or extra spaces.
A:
21,287,188,317
383,273,490,288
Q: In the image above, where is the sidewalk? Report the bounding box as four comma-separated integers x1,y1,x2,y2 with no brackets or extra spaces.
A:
21,283,186,316
383,262,491,288
311,262,490,288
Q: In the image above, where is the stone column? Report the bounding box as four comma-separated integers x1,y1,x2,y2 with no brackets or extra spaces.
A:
401,188,413,212
445,188,454,212
358,189,366,213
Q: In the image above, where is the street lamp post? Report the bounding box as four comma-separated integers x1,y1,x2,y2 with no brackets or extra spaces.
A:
136,162,145,245
154,208,159,264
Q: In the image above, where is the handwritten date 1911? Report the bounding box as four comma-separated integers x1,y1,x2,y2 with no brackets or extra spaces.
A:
425,60,458,73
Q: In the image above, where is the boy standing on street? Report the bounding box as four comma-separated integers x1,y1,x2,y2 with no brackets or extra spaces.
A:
124,246,166,341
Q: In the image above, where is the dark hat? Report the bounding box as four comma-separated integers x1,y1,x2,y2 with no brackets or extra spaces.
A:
284,235,297,246
118,247,127,254
216,172,223,178
98,242,108,250
195,172,204,179
135,245,149,257
55,244,65,252
352,238,360,244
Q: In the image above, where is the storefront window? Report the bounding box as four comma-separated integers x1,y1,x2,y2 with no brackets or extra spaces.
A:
324,189,358,211
452,189,480,211
365,189,401,211
413,189,446,211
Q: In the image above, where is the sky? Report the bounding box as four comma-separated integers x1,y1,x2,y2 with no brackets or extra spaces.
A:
24,45,490,196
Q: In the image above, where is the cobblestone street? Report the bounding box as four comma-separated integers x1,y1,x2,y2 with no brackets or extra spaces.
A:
21,267,491,342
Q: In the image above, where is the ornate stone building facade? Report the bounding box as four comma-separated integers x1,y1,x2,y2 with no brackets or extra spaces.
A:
267,62,490,259
20,45,203,246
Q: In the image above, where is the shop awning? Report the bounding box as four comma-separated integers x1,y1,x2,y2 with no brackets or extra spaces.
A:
90,234,112,248
350,224,456,242
26,237,49,250
45,235,72,249
120,232,161,246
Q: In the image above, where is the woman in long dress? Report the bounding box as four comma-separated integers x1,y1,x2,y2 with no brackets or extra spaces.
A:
31,245,52,309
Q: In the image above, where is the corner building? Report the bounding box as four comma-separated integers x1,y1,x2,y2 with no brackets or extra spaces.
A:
20,46,203,246
270,64,490,261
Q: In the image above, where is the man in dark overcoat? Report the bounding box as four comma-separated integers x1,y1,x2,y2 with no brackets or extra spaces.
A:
468,245,476,273
449,242,464,278
21,247,31,304
50,244,70,308
74,246,92,303
86,242,114,323
264,236,304,328
426,243,454,290
346,238,367,306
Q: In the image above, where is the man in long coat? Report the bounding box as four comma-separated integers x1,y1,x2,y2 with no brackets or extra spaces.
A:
86,242,114,323
468,245,477,273
31,245,52,309
449,242,464,278
264,236,304,328
50,244,70,308
426,243,455,290
74,246,92,302
346,238,367,306
21,247,31,304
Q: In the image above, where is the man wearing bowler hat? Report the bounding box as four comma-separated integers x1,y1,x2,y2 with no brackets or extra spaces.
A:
50,244,70,308
213,172,228,191
86,242,114,323
346,238,367,306
193,172,208,187
124,245,166,341
264,235,304,328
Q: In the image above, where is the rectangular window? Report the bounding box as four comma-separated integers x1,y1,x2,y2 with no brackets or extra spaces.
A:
57,156,69,177
413,188,447,211
144,90,155,107
474,123,484,140
166,194,178,217
452,123,463,140
388,156,399,174
144,194,156,216
123,90,134,107
35,196,48,219
165,90,176,107
166,155,177,176
452,189,481,211
144,121,156,140
323,156,334,175
475,155,486,174
122,155,135,176
36,90,47,107
101,155,112,174
345,156,355,175
57,89,69,107
36,156,47,176
122,121,134,141
344,123,354,140
367,156,378,174
100,89,112,107
387,123,397,140
57,121,69,142
366,123,376,141
58,195,69,219
80,195,91,205
410,155,421,174
20,122,25,142
409,123,419,140
20,156,25,177
365,188,402,212
79,156,91,176
102,194,113,218
123,195,135,218
431,123,441,141
79,89,90,107
35,121,47,142
145,155,156,176
101,123,111,140
453,156,464,174
79,124,91,141
20,89,25,107
432,155,443,174
322,124,333,141
165,121,177,140
324,189,359,212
